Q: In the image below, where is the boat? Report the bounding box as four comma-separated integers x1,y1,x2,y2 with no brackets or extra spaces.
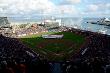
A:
98,29,107,34
87,18,110,26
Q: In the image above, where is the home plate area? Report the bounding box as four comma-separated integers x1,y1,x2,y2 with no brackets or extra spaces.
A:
36,39,76,61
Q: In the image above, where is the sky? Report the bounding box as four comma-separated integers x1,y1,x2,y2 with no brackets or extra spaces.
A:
0,0,110,18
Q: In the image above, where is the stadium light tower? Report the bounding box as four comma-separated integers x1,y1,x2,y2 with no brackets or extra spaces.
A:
61,9,65,26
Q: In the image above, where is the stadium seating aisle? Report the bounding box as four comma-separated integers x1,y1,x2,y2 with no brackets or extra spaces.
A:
0,27,110,73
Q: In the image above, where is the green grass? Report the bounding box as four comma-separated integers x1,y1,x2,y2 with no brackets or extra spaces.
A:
20,31,85,61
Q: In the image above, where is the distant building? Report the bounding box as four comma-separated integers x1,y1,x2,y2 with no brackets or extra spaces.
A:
0,17,10,27
43,19,61,29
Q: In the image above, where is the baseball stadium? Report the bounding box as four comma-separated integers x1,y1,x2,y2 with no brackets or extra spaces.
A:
0,17,110,73
1,0,110,72
20,31,86,61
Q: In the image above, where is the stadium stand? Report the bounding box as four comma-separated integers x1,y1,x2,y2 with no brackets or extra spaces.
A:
0,27,110,73
61,28,110,73
0,34,51,73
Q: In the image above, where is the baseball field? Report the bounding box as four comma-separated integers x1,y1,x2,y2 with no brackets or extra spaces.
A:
20,31,85,61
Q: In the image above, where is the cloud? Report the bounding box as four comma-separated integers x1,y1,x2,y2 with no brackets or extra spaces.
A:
66,0,81,4
106,3,110,9
0,8,3,12
0,0,80,17
60,0,81,5
0,0,56,16
82,3,110,17
58,5,78,14
89,4,99,12
87,3,110,12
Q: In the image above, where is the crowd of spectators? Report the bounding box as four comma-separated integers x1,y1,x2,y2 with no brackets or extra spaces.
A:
16,25,47,37
0,27,110,73
61,28,110,73
0,34,51,73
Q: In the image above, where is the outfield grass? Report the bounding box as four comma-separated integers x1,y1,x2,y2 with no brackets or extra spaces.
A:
20,31,85,61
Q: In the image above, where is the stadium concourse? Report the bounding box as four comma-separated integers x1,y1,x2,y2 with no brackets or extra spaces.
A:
0,27,110,73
